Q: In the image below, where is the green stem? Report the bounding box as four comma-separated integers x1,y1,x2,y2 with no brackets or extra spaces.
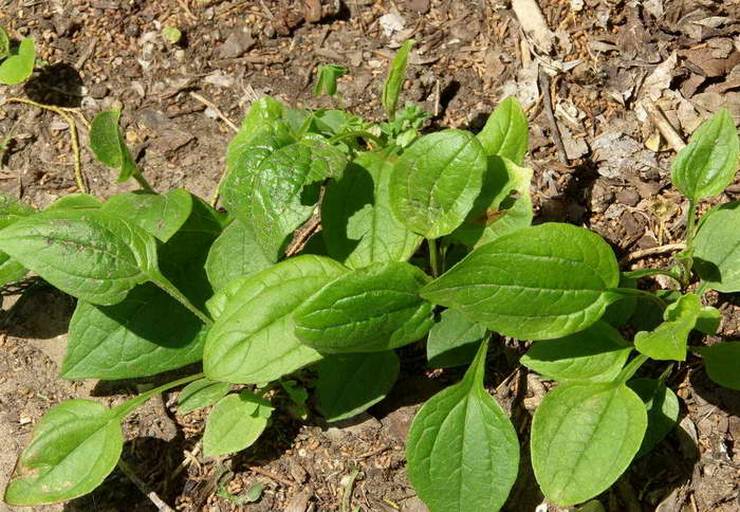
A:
617,354,648,384
328,130,384,146
133,172,155,193
613,287,667,309
428,238,440,278
112,372,203,420
685,201,697,251
622,268,683,285
151,271,213,326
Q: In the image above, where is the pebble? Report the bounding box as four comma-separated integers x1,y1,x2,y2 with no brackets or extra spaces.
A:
217,29,256,59
616,188,640,206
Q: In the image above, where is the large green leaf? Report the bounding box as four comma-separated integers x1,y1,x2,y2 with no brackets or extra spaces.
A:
693,201,740,293
62,284,207,380
0,37,35,85
203,256,346,383
628,378,680,457
694,342,740,390
3,400,122,505
422,223,621,340
476,97,529,165
530,382,647,506
406,341,519,512
101,189,192,242
521,321,632,383
0,208,158,305
382,39,414,120
205,218,275,291
322,149,422,268
389,129,487,239
294,261,434,353
634,293,701,361
426,308,488,368
671,109,739,201
178,378,232,414
89,110,140,183
447,156,533,248
202,391,273,457
317,351,400,422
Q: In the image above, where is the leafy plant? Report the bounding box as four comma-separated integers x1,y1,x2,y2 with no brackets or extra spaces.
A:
1,38,738,511
0,27,35,85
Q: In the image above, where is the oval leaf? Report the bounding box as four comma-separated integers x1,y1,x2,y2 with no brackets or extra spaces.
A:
389,129,487,239
294,261,434,353
89,110,140,183
693,201,740,293
694,342,740,390
0,208,158,305
178,378,232,414
671,109,739,201
634,293,701,361
204,256,346,383
477,96,529,164
628,378,680,457
101,189,192,242
382,39,414,119
531,382,647,506
4,400,122,505
422,223,620,340
0,37,35,85
202,391,273,457
406,341,519,512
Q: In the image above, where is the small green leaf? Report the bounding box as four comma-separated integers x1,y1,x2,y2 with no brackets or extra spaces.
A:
294,261,434,353
671,109,739,201
204,256,346,383
202,391,273,457
634,293,701,361
0,255,27,286
0,27,9,58
406,341,519,512
426,308,487,368
693,201,740,293
313,64,348,97
382,39,414,120
322,149,422,268
422,223,621,340
694,342,740,390
696,306,721,334
178,378,232,414
317,351,399,422
46,193,102,210
161,26,182,44
0,208,158,305
531,382,647,506
628,378,680,457
521,321,632,383
0,37,35,85
89,110,140,183
389,129,487,239
62,284,207,380
101,189,192,242
3,400,123,505
205,219,276,291
477,97,529,165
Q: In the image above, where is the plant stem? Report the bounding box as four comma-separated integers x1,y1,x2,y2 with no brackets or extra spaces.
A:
328,130,384,146
622,268,683,285
613,287,667,309
151,272,213,326
685,200,697,251
618,354,648,384
112,372,203,420
134,173,155,193
428,238,440,277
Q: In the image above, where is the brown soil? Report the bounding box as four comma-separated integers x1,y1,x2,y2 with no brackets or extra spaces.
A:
1,1,738,511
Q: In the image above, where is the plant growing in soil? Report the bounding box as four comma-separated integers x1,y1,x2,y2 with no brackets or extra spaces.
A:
1,40,739,510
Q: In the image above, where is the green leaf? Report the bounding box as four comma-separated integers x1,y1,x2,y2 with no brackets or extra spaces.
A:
205,219,276,291
0,27,9,59
0,255,27,286
693,201,740,292
530,382,647,506
447,155,533,248
322,149,422,268
382,39,414,119
0,37,35,85
317,351,400,422
694,342,740,390
696,306,721,334
313,64,348,97
628,378,680,457
0,208,158,305
62,283,207,380
178,378,232,414
0,193,35,286
521,321,632,383
202,391,273,457
634,293,701,361
204,256,346,383
3,400,122,505
477,97,529,165
46,193,102,210
89,110,140,183
602,275,637,327
248,138,348,258
422,223,620,340
671,109,739,201
426,308,488,368
101,189,192,242
406,341,519,512
294,261,434,353
389,129,488,239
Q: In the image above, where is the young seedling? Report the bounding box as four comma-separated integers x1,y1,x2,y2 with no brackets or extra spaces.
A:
0,38,738,512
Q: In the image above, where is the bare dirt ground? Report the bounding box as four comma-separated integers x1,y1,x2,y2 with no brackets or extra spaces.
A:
0,1,738,511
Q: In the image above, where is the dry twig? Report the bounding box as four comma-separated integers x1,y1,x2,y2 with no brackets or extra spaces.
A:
621,242,686,263
189,92,239,133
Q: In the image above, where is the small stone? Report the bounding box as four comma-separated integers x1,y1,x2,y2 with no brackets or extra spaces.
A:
616,188,640,206
88,83,108,99
217,29,256,59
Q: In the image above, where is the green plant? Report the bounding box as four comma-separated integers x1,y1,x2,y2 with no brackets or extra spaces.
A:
0,26,35,85
0,38,738,510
